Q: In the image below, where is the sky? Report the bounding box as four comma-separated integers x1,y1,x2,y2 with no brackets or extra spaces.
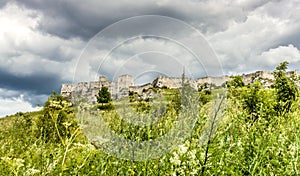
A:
1,0,300,117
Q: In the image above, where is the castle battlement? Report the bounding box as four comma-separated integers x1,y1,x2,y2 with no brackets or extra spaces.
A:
61,70,299,103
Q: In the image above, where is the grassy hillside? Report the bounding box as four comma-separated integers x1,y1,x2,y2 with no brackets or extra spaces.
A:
0,62,300,175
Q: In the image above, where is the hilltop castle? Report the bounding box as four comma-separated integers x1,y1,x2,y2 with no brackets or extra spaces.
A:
61,70,299,103
61,74,134,103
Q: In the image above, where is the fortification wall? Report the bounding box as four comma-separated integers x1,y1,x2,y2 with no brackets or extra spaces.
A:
153,76,183,88
129,83,152,95
197,76,230,87
61,70,300,103
61,75,135,102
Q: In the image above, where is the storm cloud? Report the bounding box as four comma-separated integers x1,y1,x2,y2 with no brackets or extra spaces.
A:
1,0,300,117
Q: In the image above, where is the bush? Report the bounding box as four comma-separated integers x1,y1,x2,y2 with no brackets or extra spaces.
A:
36,91,78,144
273,61,298,115
97,102,114,110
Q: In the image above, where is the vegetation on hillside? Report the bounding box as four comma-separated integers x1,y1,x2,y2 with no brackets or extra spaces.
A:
0,62,300,175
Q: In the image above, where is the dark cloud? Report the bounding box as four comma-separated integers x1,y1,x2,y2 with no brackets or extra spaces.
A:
0,69,62,95
0,67,65,106
0,0,8,8
1,0,300,117
13,0,267,41
276,30,300,50
14,0,187,40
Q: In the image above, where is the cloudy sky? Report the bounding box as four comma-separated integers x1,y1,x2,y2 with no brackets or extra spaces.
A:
1,0,300,117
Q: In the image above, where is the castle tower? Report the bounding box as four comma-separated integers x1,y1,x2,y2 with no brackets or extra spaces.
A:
61,84,74,98
99,75,109,87
117,74,134,98
99,75,107,82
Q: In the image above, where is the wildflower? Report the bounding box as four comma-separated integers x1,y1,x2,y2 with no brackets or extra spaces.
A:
63,122,72,129
25,168,40,175
191,169,198,175
237,140,242,147
1,156,11,161
177,166,185,175
128,168,135,175
188,149,197,160
178,144,188,155
170,153,181,165
288,144,297,155
14,158,25,168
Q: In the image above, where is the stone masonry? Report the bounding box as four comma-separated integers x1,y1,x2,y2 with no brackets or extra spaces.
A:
61,74,134,103
61,70,299,103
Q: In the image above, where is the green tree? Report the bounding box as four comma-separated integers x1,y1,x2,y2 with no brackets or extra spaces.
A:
241,81,263,123
96,86,112,105
273,61,298,115
226,75,245,88
226,75,245,98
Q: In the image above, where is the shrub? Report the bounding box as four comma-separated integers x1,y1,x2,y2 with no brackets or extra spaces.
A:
36,91,77,144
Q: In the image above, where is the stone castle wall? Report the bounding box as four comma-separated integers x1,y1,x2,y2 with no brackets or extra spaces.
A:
241,71,274,85
61,70,299,103
197,76,230,87
152,76,183,89
129,83,152,95
61,74,134,103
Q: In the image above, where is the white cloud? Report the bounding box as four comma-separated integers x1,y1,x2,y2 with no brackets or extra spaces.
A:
1,0,300,117
0,94,42,118
259,44,300,66
0,2,84,80
207,0,300,72
0,3,83,117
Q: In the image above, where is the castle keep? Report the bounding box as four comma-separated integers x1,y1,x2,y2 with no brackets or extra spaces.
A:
61,74,134,103
61,70,299,103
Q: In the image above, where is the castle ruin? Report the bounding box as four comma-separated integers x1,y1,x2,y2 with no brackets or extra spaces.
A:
61,74,134,103
61,70,299,103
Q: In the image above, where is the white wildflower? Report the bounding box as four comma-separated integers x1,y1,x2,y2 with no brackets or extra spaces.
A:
178,144,188,155
289,144,297,155
14,158,25,168
191,169,198,175
25,168,40,175
47,160,58,172
188,149,197,160
170,153,181,165
177,167,185,175
237,140,242,147
1,156,11,161
63,122,72,128
219,139,224,147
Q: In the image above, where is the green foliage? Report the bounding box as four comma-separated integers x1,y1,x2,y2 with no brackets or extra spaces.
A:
1,63,300,175
226,75,246,99
230,81,277,124
96,102,114,110
96,86,112,105
198,90,212,105
96,86,113,110
198,82,210,91
242,81,263,121
168,89,181,114
227,75,245,88
36,91,78,144
273,61,298,115
128,91,139,102
135,100,151,113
